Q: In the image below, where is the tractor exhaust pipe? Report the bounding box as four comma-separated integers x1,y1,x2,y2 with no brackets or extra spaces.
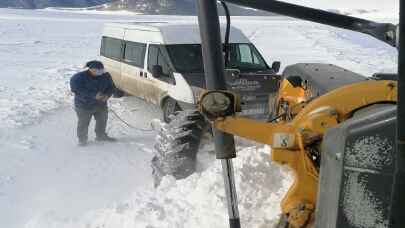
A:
196,0,241,227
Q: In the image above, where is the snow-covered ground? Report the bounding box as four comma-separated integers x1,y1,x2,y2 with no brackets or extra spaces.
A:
0,8,398,228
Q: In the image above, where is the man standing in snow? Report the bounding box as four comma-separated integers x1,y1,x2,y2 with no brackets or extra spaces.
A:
70,60,116,146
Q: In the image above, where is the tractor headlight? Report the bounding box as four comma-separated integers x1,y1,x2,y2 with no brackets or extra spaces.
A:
199,91,240,120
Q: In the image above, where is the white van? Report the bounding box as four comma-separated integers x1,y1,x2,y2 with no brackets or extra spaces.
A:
100,22,281,122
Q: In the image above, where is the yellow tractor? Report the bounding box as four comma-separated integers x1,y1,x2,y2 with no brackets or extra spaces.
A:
200,67,397,227
194,0,404,227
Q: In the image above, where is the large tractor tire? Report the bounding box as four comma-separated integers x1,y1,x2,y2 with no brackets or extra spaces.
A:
162,97,181,123
151,110,208,187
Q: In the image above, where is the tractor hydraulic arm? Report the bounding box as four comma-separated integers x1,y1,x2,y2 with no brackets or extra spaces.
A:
214,117,294,146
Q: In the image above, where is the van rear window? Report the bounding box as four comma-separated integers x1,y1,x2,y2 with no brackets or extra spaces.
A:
101,37,122,60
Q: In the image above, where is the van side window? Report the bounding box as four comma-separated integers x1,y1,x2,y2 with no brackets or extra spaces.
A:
239,44,254,63
124,41,146,67
238,44,263,65
148,45,171,76
101,36,122,60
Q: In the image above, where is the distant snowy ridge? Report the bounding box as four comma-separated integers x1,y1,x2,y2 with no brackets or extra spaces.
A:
45,5,108,11
97,0,275,15
0,0,110,9
43,6,139,15
0,0,274,16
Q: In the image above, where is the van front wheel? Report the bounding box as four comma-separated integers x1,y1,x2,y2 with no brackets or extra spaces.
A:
162,98,181,123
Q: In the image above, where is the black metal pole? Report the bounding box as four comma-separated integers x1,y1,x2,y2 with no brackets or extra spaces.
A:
390,0,405,227
223,0,397,47
196,0,241,227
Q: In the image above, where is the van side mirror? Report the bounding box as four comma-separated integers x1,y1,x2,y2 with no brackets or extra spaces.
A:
152,65,163,78
272,61,281,73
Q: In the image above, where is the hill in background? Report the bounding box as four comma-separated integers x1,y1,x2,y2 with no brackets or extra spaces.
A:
0,0,274,16
0,0,110,9
104,0,273,15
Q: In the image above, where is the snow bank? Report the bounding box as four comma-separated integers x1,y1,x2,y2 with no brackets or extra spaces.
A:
0,67,77,128
24,146,292,228
0,10,102,129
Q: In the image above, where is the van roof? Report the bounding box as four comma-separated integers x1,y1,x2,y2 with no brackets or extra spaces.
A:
103,22,250,44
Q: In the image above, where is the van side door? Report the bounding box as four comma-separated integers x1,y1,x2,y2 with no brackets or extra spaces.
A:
120,38,147,98
145,44,176,104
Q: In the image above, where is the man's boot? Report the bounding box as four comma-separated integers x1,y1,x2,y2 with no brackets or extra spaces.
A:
78,139,88,146
96,134,117,142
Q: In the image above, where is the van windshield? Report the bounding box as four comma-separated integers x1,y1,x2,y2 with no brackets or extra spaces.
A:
165,43,268,73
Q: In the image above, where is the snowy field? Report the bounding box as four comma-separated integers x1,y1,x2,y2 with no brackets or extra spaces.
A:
0,8,398,228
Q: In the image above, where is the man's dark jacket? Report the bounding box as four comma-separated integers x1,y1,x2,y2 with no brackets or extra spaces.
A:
70,70,114,109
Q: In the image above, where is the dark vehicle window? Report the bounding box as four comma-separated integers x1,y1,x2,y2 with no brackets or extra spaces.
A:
165,44,203,73
237,44,266,65
239,44,255,63
148,45,172,76
165,43,268,73
124,41,146,67
101,36,122,60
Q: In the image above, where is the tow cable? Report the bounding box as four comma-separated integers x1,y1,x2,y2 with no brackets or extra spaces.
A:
108,108,154,132
68,90,154,132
